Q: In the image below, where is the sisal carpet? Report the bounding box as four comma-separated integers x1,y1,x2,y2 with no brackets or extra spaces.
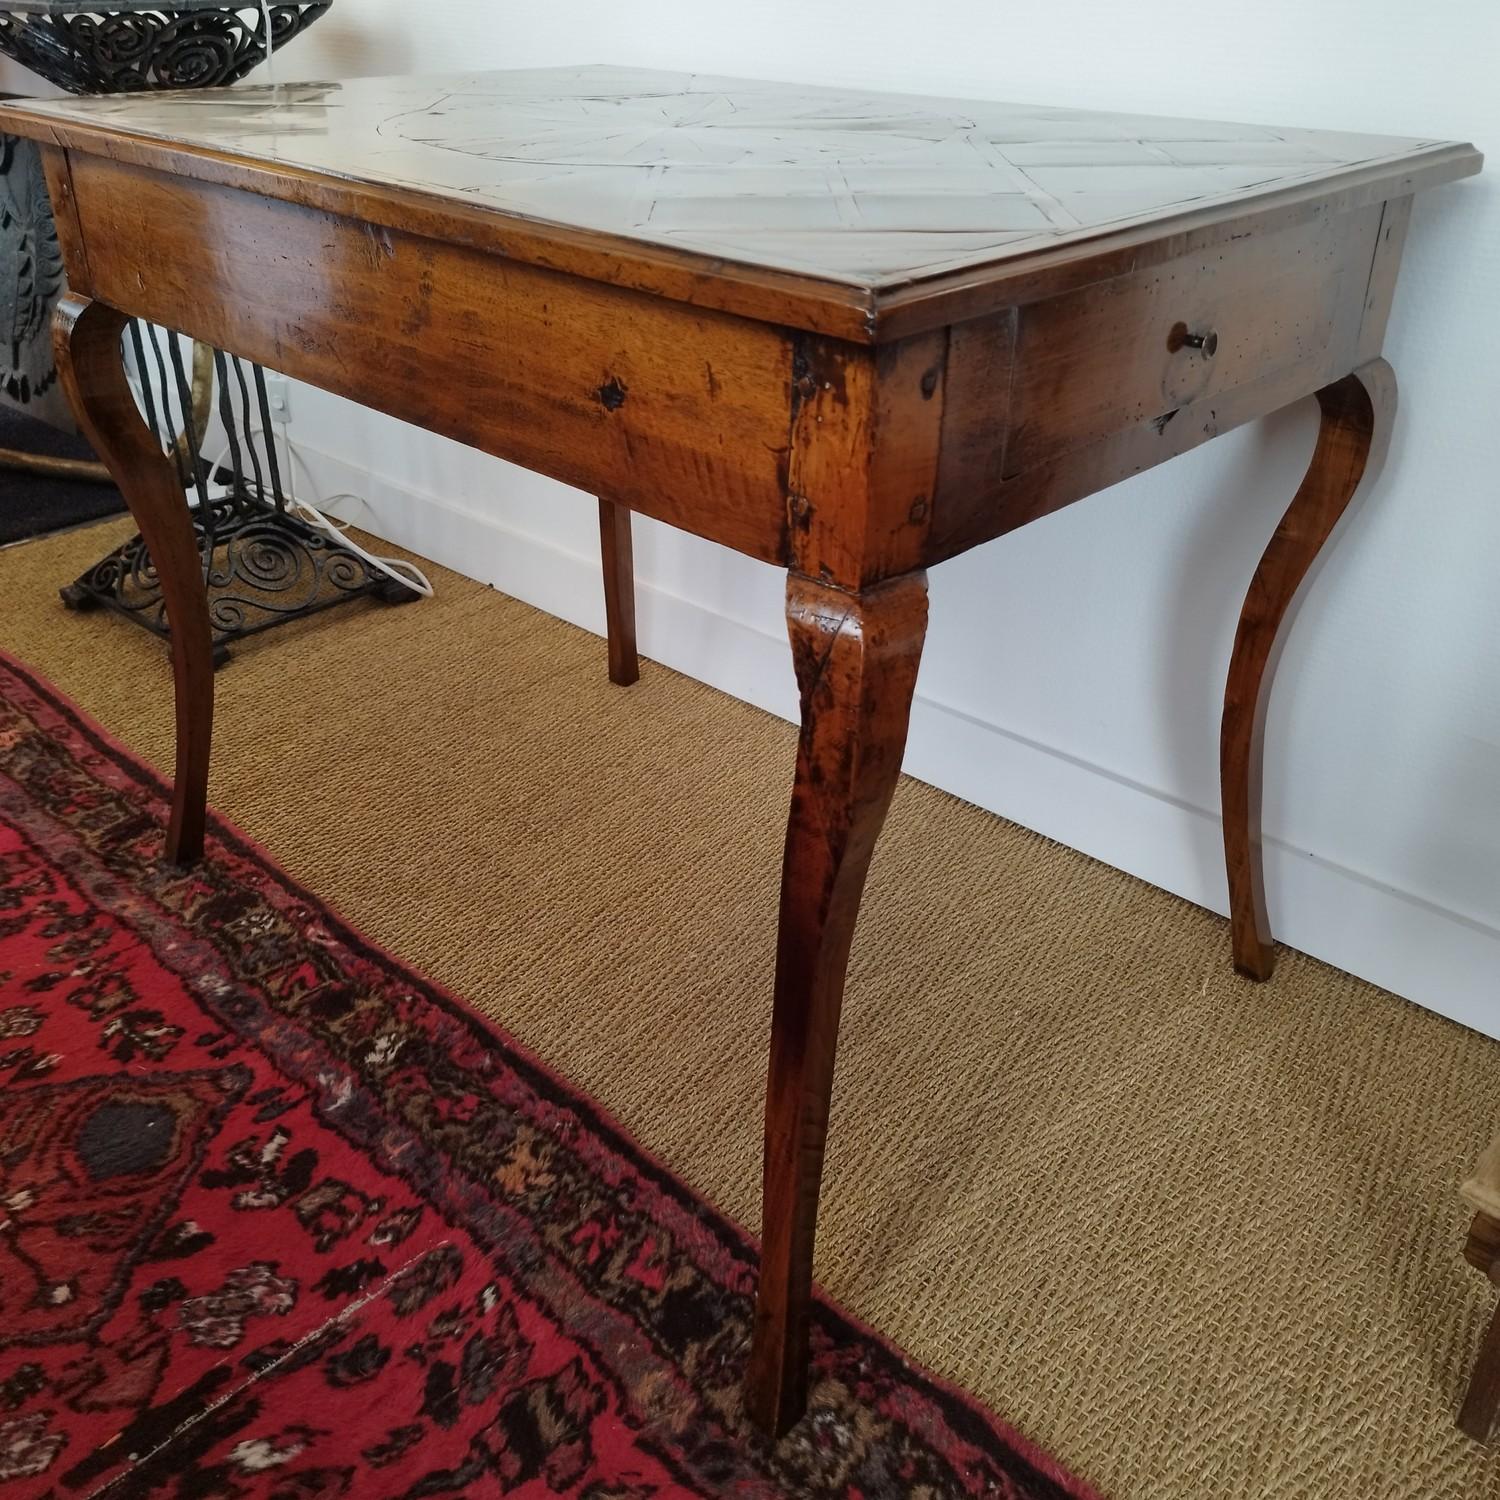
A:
1,517,1498,1500
0,652,1092,1498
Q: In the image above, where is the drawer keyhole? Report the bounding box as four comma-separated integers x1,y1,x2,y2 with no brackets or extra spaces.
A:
1170,322,1219,358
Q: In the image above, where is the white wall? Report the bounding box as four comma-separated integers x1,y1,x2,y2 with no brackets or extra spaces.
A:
67,8,1500,1026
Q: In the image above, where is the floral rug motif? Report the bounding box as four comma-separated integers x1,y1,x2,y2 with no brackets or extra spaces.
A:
0,651,1101,1499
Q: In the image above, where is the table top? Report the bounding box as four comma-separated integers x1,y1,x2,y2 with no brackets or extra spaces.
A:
0,65,1478,330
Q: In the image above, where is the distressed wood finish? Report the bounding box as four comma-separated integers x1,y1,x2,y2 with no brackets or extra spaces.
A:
62,153,797,566
1008,210,1363,475
1220,359,1396,979
52,294,214,865
598,499,639,687
785,332,947,588
746,571,929,1435
1,68,1480,341
927,199,1399,559
4,67,1478,1437
1461,1211,1500,1444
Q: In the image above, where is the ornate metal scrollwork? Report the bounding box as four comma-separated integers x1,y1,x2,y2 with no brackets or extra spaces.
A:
62,492,416,664
60,338,419,666
0,4,331,94
0,133,64,415
3,3,401,666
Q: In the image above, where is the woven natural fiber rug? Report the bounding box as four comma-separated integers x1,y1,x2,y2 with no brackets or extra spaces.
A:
2,519,1499,1500
0,651,1098,1498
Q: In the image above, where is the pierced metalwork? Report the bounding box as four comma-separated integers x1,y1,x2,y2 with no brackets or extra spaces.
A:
0,133,70,425
61,329,419,666
0,134,61,401
0,1,394,665
0,3,331,95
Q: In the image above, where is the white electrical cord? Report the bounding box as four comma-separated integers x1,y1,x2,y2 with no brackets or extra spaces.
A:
204,424,435,599
260,0,276,89
118,43,428,604
131,29,425,602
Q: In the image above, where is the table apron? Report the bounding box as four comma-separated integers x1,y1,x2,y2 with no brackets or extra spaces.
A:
929,195,1407,560
50,148,799,567
45,146,1415,587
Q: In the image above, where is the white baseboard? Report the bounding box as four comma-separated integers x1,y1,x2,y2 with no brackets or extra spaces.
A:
296,443,1500,1042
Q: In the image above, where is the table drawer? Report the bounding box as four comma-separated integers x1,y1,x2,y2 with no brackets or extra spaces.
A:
63,152,797,566
1003,207,1378,476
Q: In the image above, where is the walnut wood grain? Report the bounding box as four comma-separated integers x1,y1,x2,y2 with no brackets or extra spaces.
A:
0,68,1479,341
1466,1210,1500,1278
1460,1211,1500,1444
786,331,946,588
1220,359,1396,980
53,294,213,865
18,70,1480,1439
598,498,638,687
61,152,796,568
1004,210,1363,476
746,571,928,1436
1460,1311,1500,1445
928,199,1387,561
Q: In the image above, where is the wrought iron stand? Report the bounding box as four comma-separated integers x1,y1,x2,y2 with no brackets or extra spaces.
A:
0,1,420,665
60,339,416,667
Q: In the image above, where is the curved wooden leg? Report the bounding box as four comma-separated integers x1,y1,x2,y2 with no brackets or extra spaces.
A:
745,570,928,1436
1460,1211,1500,1443
54,296,213,865
1221,359,1396,979
1460,1297,1500,1443
598,497,638,686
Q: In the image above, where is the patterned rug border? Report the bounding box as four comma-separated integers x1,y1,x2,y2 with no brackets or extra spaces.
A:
0,647,1106,1500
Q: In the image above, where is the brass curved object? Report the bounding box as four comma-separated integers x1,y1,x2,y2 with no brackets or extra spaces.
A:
0,445,110,482
167,337,214,486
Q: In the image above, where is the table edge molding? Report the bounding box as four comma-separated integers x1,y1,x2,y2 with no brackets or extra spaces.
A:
4,109,1478,345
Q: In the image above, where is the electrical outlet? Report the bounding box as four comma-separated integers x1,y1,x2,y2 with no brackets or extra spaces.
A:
264,372,292,425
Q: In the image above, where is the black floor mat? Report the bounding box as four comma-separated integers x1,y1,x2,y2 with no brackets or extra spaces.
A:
0,402,125,545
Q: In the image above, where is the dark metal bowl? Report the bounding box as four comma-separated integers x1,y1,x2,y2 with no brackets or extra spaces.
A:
0,1,332,94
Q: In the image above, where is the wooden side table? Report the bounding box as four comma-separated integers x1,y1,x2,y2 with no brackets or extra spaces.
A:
0,67,1479,1435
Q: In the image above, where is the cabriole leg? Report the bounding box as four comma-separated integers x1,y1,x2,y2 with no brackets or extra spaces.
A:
745,570,928,1435
1220,359,1396,978
54,294,213,865
1460,1211,1500,1443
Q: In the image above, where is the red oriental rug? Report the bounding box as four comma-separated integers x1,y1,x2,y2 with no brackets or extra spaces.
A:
0,651,1101,1500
